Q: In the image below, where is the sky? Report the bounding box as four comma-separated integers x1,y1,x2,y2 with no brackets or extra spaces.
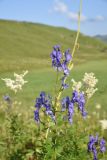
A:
0,0,107,36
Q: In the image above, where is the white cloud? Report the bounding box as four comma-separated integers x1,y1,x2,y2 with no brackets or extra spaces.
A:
53,1,68,13
88,15,105,22
53,1,87,22
51,1,105,23
68,12,87,22
95,15,105,21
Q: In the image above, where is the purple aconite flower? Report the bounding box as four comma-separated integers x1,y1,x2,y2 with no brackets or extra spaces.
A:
88,135,98,160
71,90,79,103
45,105,55,122
35,91,50,109
34,92,55,123
68,102,74,124
3,95,12,109
61,96,74,124
50,45,72,89
77,92,87,118
64,49,72,63
93,147,98,160
50,45,72,72
71,91,87,118
61,96,70,111
88,135,106,160
61,76,69,89
50,45,62,71
88,135,98,151
61,90,87,124
3,95,11,102
34,110,40,124
100,138,106,153
62,62,70,76
62,49,72,76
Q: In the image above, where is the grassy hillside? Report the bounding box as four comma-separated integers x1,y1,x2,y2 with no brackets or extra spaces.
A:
0,19,107,72
95,35,107,43
0,19,107,117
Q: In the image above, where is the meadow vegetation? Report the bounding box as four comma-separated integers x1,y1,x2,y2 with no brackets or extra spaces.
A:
0,20,107,159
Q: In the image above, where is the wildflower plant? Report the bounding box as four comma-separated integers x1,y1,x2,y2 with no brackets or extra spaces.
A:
0,0,107,160
33,1,106,159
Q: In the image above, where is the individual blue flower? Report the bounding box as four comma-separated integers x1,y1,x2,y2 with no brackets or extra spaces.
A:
88,135,98,152
34,92,55,123
77,92,87,118
71,91,87,118
88,135,106,160
88,135,98,160
34,110,40,123
3,95,12,109
68,102,74,124
50,45,72,75
61,76,69,89
61,49,72,75
50,45,62,71
93,147,98,160
100,138,106,153
3,95,11,102
62,62,70,76
61,98,67,111
45,104,55,122
61,96,74,124
35,91,50,109
61,96,70,111
64,49,72,63
71,90,79,103
61,90,87,124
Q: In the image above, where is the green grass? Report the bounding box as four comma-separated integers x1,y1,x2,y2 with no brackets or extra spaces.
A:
0,19,107,118
0,19,107,72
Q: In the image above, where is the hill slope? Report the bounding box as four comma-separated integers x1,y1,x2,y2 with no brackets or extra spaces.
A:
0,19,107,73
95,35,107,42
0,20,107,115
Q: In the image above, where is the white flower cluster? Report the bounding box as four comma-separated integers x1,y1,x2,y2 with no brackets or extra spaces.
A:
83,72,98,88
2,70,28,93
99,120,107,130
71,79,82,92
71,72,98,99
83,73,98,99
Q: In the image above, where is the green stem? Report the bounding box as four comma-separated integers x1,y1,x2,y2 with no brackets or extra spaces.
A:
69,0,83,61
53,138,56,160
56,0,83,101
55,71,59,95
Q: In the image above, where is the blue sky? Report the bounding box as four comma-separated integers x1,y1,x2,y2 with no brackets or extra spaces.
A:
0,0,107,36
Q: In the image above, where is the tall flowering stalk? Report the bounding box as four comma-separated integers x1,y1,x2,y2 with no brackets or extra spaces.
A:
33,0,106,159
56,0,83,102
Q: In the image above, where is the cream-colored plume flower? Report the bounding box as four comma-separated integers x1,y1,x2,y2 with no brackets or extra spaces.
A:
71,72,98,99
71,79,82,92
2,70,28,93
85,87,98,99
83,72,98,88
83,72,98,99
99,120,107,130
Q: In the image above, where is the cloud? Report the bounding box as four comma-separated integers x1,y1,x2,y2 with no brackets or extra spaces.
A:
68,12,87,22
53,1,86,22
88,15,105,22
95,15,105,21
53,1,68,13
51,0,105,23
